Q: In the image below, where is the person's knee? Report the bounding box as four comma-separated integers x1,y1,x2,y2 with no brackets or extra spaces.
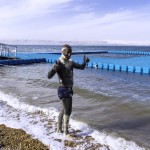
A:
64,107,72,116
62,97,72,116
64,110,71,116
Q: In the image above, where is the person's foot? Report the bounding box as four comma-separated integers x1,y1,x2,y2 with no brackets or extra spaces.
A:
64,130,71,136
56,129,63,133
64,132,73,138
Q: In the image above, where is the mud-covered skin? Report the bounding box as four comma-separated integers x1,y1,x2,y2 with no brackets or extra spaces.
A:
48,58,87,134
48,44,90,135
48,59,86,87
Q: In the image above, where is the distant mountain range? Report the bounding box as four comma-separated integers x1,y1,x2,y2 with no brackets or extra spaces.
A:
0,39,150,46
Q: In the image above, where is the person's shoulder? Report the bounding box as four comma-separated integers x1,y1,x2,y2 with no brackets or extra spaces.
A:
56,58,63,64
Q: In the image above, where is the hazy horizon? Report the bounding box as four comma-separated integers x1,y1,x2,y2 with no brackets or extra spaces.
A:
0,0,150,44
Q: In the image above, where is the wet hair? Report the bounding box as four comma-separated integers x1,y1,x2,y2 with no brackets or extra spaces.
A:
61,44,72,53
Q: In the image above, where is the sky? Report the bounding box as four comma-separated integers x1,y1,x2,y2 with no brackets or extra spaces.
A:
0,0,150,44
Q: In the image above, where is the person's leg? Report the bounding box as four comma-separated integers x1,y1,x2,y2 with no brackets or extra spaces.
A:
62,97,72,135
57,106,64,133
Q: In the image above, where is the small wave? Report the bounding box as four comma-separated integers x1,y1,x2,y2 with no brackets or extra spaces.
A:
0,90,145,150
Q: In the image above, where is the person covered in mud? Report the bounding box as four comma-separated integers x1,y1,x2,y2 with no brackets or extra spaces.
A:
48,44,90,136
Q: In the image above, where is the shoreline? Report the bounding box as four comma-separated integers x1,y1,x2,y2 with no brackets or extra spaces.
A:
0,123,110,150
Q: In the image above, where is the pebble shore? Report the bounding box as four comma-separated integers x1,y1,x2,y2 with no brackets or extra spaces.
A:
0,124,110,150
0,124,49,150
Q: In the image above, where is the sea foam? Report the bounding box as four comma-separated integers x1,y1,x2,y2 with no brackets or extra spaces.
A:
0,90,145,150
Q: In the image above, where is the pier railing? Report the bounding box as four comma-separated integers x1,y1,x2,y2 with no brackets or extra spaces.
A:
0,43,17,59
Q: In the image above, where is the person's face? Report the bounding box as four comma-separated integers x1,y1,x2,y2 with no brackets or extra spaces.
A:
62,49,72,59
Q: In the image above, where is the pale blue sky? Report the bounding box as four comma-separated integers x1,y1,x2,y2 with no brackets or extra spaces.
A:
0,0,150,44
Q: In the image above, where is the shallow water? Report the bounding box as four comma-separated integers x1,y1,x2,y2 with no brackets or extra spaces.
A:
0,45,150,150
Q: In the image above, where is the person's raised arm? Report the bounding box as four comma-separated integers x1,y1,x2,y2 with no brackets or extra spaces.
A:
73,55,90,70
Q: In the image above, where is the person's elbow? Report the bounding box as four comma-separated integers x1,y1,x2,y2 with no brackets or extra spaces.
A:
48,69,56,79
47,72,52,79
47,74,50,79
81,63,86,70
81,67,85,70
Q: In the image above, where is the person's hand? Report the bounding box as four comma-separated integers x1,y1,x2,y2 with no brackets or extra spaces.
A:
53,61,60,71
83,55,90,63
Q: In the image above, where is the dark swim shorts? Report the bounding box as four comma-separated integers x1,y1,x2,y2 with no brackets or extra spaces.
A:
57,86,73,99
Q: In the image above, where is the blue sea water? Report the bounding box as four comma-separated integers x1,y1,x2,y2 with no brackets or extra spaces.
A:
0,45,150,150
